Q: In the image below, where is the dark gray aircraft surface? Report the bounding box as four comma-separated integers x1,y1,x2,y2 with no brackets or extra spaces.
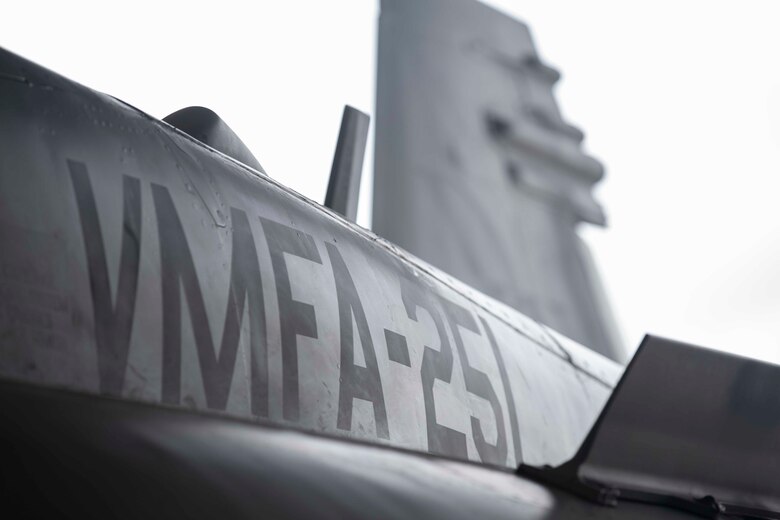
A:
1,4,779,519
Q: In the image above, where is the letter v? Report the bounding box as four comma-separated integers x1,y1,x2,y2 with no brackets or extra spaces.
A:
69,159,141,396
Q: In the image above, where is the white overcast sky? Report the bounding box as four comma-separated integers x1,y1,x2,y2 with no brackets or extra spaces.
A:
5,1,780,363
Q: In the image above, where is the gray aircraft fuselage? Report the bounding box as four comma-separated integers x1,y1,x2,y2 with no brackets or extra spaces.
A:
0,36,726,519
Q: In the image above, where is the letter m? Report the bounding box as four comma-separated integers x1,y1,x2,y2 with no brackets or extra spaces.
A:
151,184,268,416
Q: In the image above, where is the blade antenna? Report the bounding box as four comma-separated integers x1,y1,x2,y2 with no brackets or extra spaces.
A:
325,105,370,222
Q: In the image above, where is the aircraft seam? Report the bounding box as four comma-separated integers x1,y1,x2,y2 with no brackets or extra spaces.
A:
104,91,615,390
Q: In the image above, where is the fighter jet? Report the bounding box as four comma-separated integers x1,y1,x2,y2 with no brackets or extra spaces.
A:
0,0,778,518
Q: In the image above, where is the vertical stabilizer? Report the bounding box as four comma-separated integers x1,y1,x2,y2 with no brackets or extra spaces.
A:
373,0,623,361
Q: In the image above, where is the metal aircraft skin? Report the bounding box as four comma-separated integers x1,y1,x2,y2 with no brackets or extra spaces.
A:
0,10,778,520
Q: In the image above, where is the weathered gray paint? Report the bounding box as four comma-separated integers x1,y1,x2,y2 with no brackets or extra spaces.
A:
0,47,619,471
373,0,624,361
